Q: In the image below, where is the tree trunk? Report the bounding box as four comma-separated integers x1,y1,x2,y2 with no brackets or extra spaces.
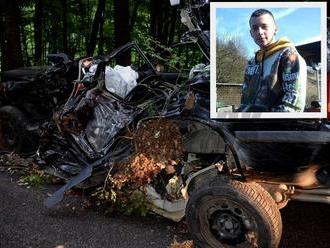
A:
0,11,5,72
61,0,68,54
87,0,106,56
150,0,156,40
161,7,170,44
150,0,174,46
34,0,43,65
129,0,142,32
98,10,105,55
2,0,24,71
114,0,130,65
77,0,86,55
21,22,31,66
167,8,177,46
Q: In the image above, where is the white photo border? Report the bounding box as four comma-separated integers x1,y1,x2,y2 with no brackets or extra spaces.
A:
210,2,327,119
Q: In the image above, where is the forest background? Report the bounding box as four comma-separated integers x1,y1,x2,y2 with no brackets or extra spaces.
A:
0,0,205,72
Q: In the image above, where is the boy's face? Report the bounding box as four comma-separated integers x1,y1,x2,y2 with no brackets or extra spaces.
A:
249,13,278,49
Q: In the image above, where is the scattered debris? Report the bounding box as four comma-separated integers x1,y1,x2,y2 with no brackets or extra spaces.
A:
0,152,63,187
0,153,36,168
176,221,189,234
169,240,194,248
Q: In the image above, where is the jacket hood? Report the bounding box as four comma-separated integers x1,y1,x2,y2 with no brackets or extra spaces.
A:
256,37,294,62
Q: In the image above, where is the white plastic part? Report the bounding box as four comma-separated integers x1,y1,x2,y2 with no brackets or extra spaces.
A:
169,0,180,6
145,185,186,222
105,65,138,98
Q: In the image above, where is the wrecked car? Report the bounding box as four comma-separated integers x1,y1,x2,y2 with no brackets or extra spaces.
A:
0,54,77,153
4,1,330,248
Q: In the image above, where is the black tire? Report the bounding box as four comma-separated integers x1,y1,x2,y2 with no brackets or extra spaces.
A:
186,177,282,248
0,106,30,153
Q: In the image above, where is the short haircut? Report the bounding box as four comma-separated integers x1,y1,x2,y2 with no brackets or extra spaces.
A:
250,9,275,23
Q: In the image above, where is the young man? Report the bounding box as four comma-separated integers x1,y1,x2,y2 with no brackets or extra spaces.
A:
237,9,307,112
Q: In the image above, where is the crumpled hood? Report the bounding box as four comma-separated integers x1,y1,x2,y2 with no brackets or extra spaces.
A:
256,37,294,62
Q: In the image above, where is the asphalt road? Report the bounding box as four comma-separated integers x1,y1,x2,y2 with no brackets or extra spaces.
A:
0,171,186,248
1,171,330,248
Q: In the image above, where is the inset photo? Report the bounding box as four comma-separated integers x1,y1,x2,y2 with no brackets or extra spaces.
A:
210,2,327,118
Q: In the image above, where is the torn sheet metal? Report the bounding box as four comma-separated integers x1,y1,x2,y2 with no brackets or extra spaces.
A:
45,162,94,207
145,185,186,222
40,42,191,208
64,91,137,158
44,139,133,207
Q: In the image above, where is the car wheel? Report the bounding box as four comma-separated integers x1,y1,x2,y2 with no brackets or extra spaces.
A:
0,106,29,153
186,177,282,248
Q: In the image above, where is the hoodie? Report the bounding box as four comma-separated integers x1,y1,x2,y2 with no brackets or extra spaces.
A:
238,38,307,112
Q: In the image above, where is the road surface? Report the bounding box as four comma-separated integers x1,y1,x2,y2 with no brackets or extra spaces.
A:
1,171,329,248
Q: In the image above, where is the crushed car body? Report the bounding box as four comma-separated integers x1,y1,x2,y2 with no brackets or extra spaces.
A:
40,42,190,207
2,1,330,247
0,53,77,153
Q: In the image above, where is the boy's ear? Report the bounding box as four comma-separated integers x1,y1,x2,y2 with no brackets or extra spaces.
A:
274,25,278,35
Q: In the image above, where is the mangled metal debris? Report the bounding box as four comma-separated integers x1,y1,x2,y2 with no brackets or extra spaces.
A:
38,39,215,224
40,42,188,208
0,54,77,154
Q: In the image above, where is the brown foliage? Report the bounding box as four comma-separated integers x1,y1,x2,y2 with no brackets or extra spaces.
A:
169,240,194,248
111,118,184,190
